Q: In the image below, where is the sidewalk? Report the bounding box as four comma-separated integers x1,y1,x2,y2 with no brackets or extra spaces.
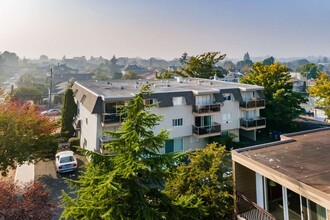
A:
14,162,34,186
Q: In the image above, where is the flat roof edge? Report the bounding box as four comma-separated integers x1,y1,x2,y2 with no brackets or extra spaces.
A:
234,139,296,153
234,127,330,154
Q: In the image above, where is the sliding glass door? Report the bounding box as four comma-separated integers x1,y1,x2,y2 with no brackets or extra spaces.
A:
263,177,327,220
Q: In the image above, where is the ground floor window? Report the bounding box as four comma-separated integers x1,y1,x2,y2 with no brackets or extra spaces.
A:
262,177,327,220
165,138,183,153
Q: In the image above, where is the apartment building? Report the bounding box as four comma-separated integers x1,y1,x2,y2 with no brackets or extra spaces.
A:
232,128,330,220
71,78,266,153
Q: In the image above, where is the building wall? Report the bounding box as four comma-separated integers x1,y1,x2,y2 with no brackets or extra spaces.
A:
79,103,99,152
221,100,240,130
152,105,194,139
234,162,257,203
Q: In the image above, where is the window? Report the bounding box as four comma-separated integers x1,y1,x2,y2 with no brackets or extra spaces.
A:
173,96,186,105
144,99,156,105
85,117,88,125
223,93,232,101
77,103,80,116
81,94,86,103
196,95,212,105
172,118,183,127
165,138,184,153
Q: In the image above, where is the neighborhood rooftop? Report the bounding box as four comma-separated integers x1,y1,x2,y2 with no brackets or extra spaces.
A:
74,78,264,99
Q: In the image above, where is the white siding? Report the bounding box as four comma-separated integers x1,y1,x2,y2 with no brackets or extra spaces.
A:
79,104,99,152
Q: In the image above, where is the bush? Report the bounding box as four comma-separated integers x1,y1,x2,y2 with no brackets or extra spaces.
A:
68,137,80,151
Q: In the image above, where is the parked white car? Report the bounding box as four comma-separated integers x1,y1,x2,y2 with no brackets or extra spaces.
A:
55,151,77,173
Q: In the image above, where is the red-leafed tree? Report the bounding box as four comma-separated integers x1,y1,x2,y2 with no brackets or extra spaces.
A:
0,180,54,219
0,101,58,175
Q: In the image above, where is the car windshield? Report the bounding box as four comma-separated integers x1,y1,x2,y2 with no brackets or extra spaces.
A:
60,156,74,163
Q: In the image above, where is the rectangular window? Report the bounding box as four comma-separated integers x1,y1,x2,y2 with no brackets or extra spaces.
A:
174,138,184,152
223,93,233,101
196,95,212,105
173,97,186,105
85,117,88,125
144,99,155,105
172,118,183,127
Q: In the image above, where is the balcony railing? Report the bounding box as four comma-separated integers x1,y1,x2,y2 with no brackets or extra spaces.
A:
240,99,265,109
192,122,221,137
240,117,266,129
102,113,126,125
236,192,277,220
193,104,221,114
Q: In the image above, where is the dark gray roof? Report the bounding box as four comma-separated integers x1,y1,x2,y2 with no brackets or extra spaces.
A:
73,78,264,114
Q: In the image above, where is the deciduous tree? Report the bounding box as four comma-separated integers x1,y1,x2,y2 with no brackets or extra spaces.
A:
62,85,188,219
0,180,54,219
240,62,307,131
164,143,233,219
0,101,57,175
308,72,330,118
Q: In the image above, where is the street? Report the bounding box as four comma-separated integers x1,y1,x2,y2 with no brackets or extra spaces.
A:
34,153,88,219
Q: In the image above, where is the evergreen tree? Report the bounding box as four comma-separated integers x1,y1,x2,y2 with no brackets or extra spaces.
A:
164,143,233,219
61,86,77,138
62,85,188,219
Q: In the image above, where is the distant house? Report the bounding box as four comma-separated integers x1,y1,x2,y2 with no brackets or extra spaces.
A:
122,64,149,75
53,64,79,75
218,71,243,83
51,64,95,84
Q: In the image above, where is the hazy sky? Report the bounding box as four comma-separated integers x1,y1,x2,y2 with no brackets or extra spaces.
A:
0,0,329,60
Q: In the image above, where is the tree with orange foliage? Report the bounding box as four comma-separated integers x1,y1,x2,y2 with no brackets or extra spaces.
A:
0,101,58,176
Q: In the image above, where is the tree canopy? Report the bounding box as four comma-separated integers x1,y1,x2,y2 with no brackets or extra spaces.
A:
308,72,330,118
61,86,77,139
262,56,275,66
62,85,188,219
240,62,307,131
298,63,318,79
175,52,226,79
0,180,54,219
164,143,233,219
0,101,58,175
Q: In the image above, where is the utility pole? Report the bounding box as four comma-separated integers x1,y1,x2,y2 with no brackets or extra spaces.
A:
49,68,52,109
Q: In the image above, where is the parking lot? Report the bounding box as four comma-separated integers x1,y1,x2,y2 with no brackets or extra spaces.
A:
34,153,88,219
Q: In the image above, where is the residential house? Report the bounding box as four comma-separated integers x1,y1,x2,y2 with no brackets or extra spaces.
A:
72,78,266,153
232,127,330,220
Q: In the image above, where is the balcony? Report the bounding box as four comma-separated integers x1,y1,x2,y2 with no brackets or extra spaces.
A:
240,99,265,109
240,117,266,130
236,192,276,220
72,116,81,130
192,122,221,138
102,113,126,126
193,104,221,115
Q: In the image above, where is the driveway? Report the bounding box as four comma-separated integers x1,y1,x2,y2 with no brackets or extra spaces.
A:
35,153,88,219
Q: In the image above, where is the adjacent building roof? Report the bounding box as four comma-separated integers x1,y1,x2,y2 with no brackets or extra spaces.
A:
233,127,330,209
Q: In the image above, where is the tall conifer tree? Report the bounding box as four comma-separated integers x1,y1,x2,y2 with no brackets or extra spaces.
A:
62,85,187,219
61,86,77,138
